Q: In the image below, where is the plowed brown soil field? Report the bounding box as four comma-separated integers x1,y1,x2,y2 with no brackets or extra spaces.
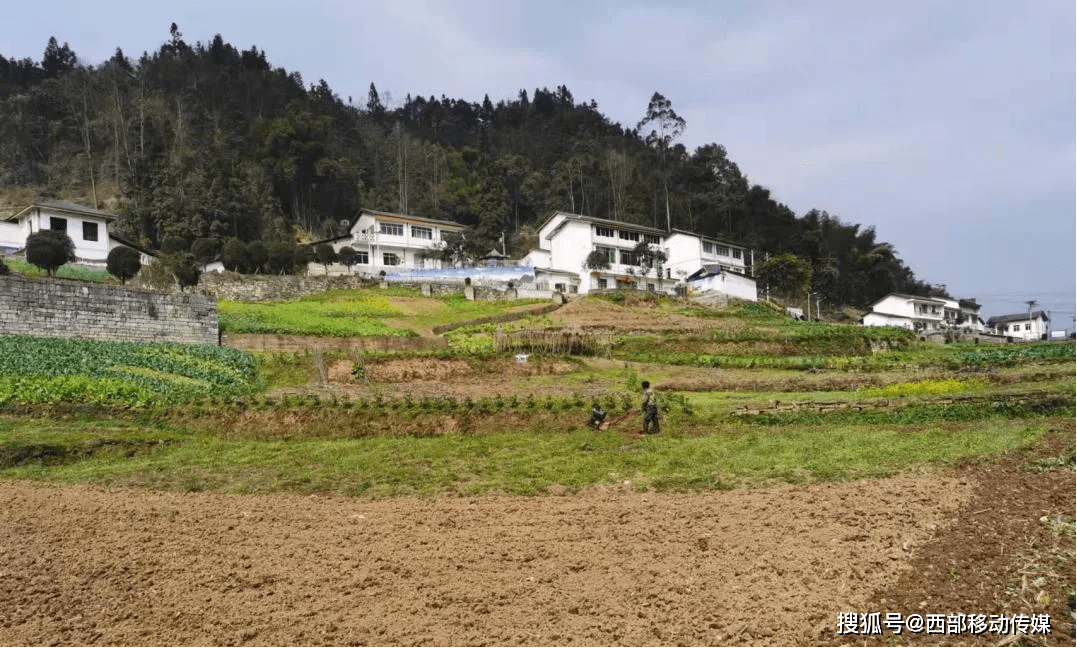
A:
1,457,1072,646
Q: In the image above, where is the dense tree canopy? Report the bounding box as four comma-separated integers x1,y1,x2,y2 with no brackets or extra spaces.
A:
0,27,940,307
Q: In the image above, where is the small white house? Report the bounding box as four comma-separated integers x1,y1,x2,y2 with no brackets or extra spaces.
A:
1,199,151,267
986,312,1050,341
862,293,950,331
310,208,466,275
687,265,758,301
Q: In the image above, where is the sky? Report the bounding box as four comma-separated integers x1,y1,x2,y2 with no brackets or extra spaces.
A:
5,0,1075,329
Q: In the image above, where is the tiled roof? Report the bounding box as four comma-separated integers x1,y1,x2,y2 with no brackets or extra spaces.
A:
109,234,156,257
356,209,465,230
7,199,118,222
669,228,746,248
986,312,1049,326
539,211,668,237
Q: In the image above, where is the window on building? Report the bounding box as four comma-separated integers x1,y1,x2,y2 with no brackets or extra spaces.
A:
379,222,404,236
383,252,400,266
643,234,661,245
50,217,67,231
411,225,432,240
597,278,608,289
647,283,655,292
1025,323,1031,330
732,248,742,259
702,241,714,254
618,230,640,242
716,245,730,257
82,221,98,241
594,226,614,238
554,282,566,292
596,246,616,264
619,250,636,266
356,251,369,264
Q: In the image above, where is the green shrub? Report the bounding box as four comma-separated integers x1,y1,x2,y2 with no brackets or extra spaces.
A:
26,230,76,276
106,246,142,284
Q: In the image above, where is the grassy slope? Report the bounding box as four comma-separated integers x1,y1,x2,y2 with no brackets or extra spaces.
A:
217,288,548,337
0,413,1062,497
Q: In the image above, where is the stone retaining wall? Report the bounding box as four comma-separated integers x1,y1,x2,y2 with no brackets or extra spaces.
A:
151,272,533,303
0,275,218,345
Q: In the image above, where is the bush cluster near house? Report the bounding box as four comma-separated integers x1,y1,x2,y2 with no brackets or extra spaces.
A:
0,335,260,406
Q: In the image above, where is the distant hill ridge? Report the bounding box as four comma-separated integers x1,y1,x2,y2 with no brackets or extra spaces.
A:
0,28,941,308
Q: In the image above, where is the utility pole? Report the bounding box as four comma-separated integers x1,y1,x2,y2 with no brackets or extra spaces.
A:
1025,300,1037,341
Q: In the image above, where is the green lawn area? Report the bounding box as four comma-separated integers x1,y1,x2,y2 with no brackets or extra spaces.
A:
4,259,112,282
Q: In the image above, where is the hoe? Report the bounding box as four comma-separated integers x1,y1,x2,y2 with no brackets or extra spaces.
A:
593,408,637,432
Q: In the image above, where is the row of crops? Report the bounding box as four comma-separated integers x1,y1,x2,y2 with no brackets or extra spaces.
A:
952,342,1075,367
0,335,261,406
618,337,1074,371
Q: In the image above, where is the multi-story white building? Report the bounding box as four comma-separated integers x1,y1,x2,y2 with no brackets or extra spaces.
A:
862,293,986,333
960,294,986,331
522,212,754,296
0,199,154,266
313,209,466,275
862,293,949,331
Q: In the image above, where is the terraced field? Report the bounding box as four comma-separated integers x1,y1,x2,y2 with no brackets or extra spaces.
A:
1,290,1073,645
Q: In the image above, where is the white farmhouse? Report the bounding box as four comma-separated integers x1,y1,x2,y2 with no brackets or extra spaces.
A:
311,208,466,275
0,199,153,266
986,312,1050,341
861,293,950,331
521,211,753,296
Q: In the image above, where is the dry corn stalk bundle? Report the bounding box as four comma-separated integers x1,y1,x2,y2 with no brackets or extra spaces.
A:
494,328,612,356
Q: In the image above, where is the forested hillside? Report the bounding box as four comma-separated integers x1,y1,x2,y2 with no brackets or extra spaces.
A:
0,27,941,307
